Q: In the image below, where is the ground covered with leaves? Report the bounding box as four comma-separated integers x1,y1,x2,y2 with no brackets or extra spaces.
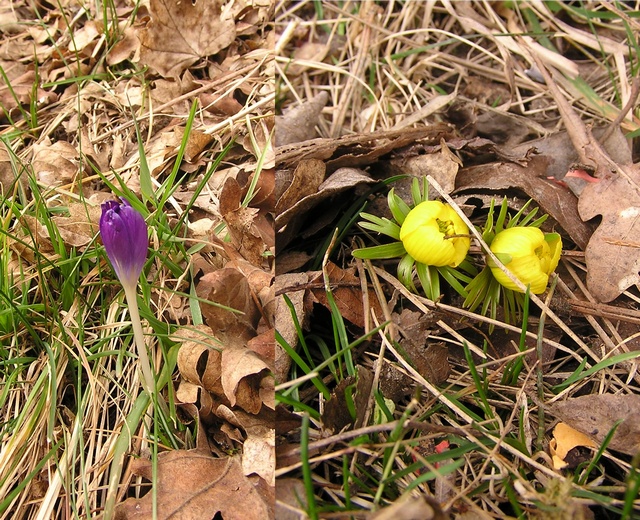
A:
276,2,640,520
0,0,273,519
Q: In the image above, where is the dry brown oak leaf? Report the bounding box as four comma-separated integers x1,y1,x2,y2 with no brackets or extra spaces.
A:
138,0,236,78
577,164,640,302
114,451,272,520
549,394,640,455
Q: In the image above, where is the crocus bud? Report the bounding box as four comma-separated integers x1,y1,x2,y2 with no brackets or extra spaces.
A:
399,201,470,267
100,199,148,288
489,226,562,294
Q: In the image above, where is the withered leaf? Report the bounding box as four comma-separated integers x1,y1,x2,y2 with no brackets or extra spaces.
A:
577,165,640,302
548,394,640,455
221,343,271,414
368,494,447,520
276,158,326,215
275,92,329,147
114,452,271,520
388,139,461,197
276,125,452,172
276,166,377,250
213,405,275,485
175,325,271,415
196,268,261,341
32,138,78,188
321,365,373,434
137,0,236,78
55,203,101,248
274,273,309,383
455,155,593,250
175,325,225,399
307,261,383,329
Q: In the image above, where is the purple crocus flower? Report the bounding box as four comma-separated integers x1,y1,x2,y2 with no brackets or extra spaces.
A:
99,198,148,288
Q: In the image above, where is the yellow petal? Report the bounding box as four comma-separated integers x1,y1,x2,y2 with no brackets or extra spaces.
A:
400,201,470,267
489,226,561,294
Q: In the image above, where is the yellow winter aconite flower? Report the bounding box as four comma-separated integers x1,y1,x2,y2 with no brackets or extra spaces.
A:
399,201,470,267
489,226,562,294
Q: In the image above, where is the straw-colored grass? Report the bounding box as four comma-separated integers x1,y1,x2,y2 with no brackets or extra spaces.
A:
276,2,640,518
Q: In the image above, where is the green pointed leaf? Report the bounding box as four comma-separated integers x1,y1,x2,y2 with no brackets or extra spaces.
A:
388,188,411,225
438,266,469,298
397,254,417,292
358,213,401,239
352,242,406,259
411,177,429,206
416,263,440,301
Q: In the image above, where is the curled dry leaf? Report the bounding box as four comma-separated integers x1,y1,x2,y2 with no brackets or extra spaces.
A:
213,405,275,485
576,165,640,302
200,91,244,116
221,343,271,414
456,155,593,250
137,0,236,78
275,92,329,147
55,203,102,248
106,26,139,66
549,422,597,470
276,158,326,215
388,138,461,197
114,452,272,520
172,126,214,163
221,176,274,265
32,138,78,187
175,325,271,414
308,261,384,329
274,273,308,383
321,365,373,434
226,257,275,327
225,205,271,265
175,325,225,399
276,167,376,249
367,494,447,520
14,201,100,259
196,268,261,341
548,394,640,455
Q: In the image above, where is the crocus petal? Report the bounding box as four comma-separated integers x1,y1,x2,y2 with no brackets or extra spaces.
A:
399,201,470,267
100,199,148,288
489,226,562,294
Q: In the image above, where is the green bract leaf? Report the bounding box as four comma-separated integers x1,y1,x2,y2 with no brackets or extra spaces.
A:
438,266,471,298
397,254,417,292
411,176,429,206
387,188,411,225
358,213,401,239
416,262,440,301
352,242,406,260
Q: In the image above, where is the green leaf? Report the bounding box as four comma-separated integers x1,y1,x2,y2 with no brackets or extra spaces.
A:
387,188,411,225
416,263,440,300
397,254,417,292
352,242,406,259
438,266,470,298
358,213,401,239
411,176,429,205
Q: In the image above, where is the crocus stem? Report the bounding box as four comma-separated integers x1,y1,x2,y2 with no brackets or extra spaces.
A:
122,283,154,396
